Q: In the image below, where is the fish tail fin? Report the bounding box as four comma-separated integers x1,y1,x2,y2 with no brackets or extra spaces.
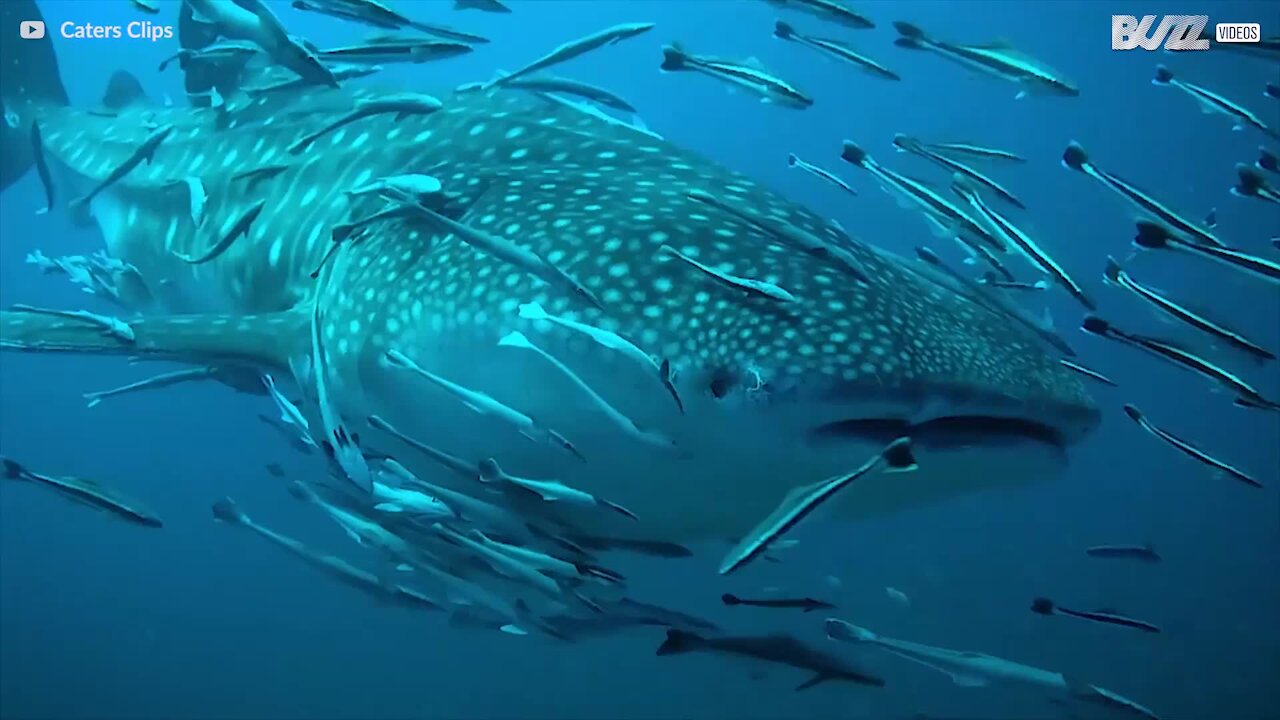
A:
0,0,69,193
881,437,917,471
0,308,308,369
824,618,877,643
655,628,702,655
516,301,550,321
1258,146,1278,173
660,43,688,72
720,592,741,606
0,456,28,480
1133,220,1172,249
1080,314,1112,337
1152,64,1174,85
211,497,247,525
1234,163,1264,197
1061,141,1089,171
1102,256,1123,285
101,70,149,111
840,140,869,167
773,20,796,40
786,153,800,167
1030,596,1056,615
892,20,929,48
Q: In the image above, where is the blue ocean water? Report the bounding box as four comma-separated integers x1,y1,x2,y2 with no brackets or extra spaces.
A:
1,1,1277,718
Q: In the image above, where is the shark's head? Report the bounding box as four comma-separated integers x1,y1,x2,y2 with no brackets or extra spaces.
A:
298,90,1100,542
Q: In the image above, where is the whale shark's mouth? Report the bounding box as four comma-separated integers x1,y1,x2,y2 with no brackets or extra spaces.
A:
808,415,1068,451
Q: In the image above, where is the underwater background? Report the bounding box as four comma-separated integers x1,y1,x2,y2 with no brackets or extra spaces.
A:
1,1,1277,718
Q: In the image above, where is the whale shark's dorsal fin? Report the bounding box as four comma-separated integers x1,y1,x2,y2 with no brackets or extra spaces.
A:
0,307,308,369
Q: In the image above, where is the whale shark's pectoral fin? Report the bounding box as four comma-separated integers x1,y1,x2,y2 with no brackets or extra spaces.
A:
0,308,308,369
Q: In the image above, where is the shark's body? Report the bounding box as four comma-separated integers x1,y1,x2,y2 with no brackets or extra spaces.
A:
0,0,1098,544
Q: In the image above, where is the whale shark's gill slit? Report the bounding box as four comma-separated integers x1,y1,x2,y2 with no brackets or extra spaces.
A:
810,416,1067,451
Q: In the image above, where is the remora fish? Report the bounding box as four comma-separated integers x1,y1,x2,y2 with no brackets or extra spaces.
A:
659,244,799,302
175,199,267,264
484,22,656,90
950,176,1091,309
1121,404,1262,488
0,0,1101,545
1086,543,1161,563
212,497,441,611
912,247,1076,358
720,437,916,575
920,140,1026,165
840,141,1006,252
826,618,1078,690
67,124,173,210
762,0,875,30
892,21,1078,98
311,261,374,492
516,301,684,414
498,330,679,451
787,153,859,198
1103,256,1275,364
660,43,814,109
773,21,899,81
10,305,135,343
1132,220,1279,287
721,593,835,612
1058,359,1116,387
288,93,444,153
406,202,604,311
384,349,586,462
1081,316,1280,411
656,628,885,689
217,0,340,89
454,0,511,13
478,74,638,114
291,0,490,44
83,366,221,408
685,188,870,283
1267,82,1280,101
1062,143,1226,248
1030,597,1161,634
1152,65,1278,140
896,134,1023,208
1,456,162,528
316,37,474,66
1233,164,1280,206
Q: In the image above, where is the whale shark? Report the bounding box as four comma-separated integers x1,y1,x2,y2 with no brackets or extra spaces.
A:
0,0,1098,545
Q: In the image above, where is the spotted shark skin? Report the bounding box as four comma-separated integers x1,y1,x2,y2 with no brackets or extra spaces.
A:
2,80,1099,542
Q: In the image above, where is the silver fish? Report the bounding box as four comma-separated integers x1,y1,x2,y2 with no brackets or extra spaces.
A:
1103,256,1275,363
772,20,898,81
1063,143,1226,248
661,43,813,109
2,456,162,528
485,22,655,90
1153,64,1278,140
1122,404,1262,488
720,437,916,575
893,21,1078,98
